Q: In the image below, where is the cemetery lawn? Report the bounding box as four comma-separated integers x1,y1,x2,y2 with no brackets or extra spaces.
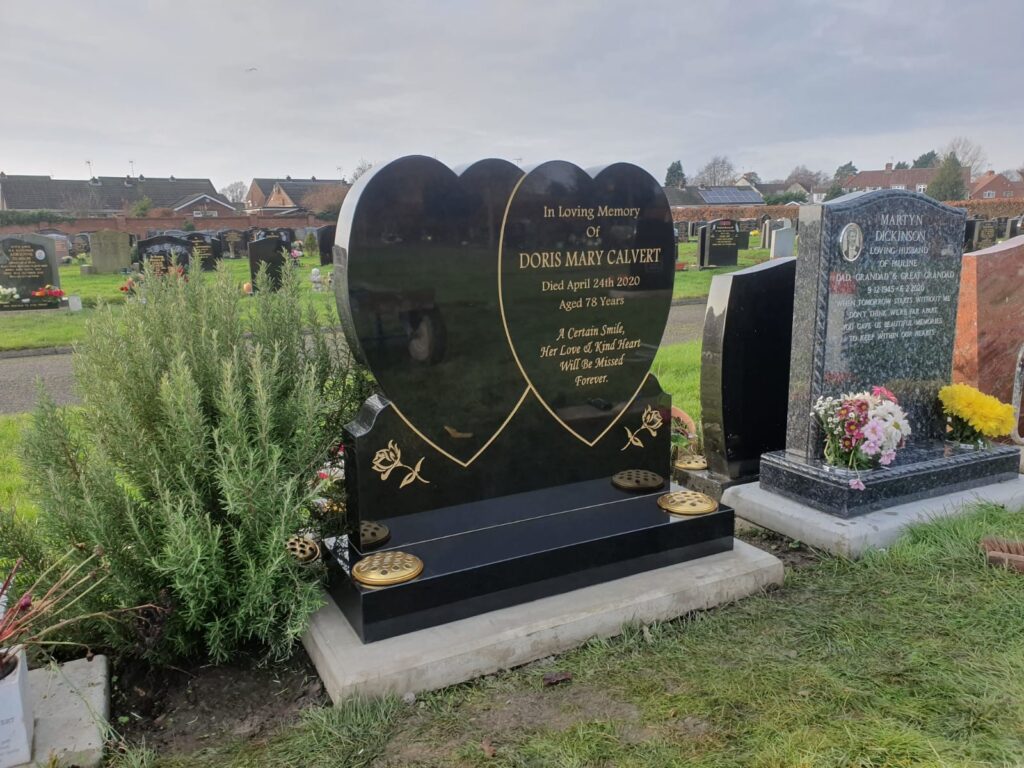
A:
0,413,31,515
0,256,334,351
672,241,771,300
652,340,701,419
110,502,1024,767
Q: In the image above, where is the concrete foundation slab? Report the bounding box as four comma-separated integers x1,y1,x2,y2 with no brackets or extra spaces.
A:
16,655,108,768
303,540,782,703
723,476,1024,558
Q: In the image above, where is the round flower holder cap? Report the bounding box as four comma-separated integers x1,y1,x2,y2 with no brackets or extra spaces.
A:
352,551,424,587
673,454,708,471
611,469,665,492
286,535,321,564
657,490,719,516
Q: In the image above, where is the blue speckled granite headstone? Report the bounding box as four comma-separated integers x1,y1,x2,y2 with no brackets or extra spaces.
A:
786,190,966,458
760,190,1019,518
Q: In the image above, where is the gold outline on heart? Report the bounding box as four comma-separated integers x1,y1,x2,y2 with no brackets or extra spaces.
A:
496,169,653,447
388,387,530,469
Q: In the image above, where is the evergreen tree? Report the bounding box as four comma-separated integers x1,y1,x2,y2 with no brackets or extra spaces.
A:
664,160,686,188
913,150,939,168
926,154,967,201
834,161,857,181
824,181,845,201
894,161,909,170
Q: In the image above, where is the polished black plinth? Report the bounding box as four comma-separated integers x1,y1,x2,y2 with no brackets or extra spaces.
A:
760,441,1019,518
325,477,735,642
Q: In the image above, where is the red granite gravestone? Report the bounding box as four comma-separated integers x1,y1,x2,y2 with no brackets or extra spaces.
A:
954,234,1024,432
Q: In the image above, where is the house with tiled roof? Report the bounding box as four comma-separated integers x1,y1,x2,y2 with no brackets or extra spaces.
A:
843,163,969,195
245,177,348,213
969,171,1024,200
0,173,234,216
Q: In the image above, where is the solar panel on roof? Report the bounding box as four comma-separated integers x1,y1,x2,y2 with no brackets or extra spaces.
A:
698,187,763,204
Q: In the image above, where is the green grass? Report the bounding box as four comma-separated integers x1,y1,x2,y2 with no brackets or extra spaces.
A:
653,340,701,420
0,414,32,515
0,256,334,351
672,240,773,300
110,503,1024,766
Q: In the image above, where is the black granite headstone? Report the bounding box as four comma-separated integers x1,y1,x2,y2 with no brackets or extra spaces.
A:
316,224,336,266
972,219,999,251
185,232,222,271
760,190,1018,516
963,219,978,251
70,233,90,257
329,155,730,641
699,219,740,269
274,227,295,245
218,228,248,259
1006,217,1020,240
136,235,190,276
736,218,756,250
247,237,287,290
682,258,796,498
0,234,60,310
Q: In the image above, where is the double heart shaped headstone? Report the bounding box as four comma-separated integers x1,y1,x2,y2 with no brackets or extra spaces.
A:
336,155,674,465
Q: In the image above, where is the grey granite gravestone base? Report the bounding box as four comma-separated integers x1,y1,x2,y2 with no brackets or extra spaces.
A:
303,540,782,703
15,655,108,768
724,476,1024,558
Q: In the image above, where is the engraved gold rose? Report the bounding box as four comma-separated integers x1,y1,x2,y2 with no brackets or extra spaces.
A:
621,405,663,450
372,440,430,488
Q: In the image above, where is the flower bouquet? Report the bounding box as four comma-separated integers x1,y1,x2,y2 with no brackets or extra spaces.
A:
812,387,911,488
29,285,63,300
938,384,1015,448
0,286,18,305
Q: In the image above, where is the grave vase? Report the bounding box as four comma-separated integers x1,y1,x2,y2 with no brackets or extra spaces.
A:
0,647,33,768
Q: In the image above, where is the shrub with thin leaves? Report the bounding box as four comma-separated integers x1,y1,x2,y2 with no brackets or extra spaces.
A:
0,265,370,661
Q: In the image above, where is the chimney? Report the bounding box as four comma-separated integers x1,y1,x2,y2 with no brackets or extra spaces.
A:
884,162,893,172
986,170,996,177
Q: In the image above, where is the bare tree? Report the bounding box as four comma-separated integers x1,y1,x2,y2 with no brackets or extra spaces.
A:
219,181,247,203
350,159,373,183
944,137,988,180
785,165,829,190
693,156,736,187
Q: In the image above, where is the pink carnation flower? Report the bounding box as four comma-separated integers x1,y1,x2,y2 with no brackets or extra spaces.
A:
849,478,866,491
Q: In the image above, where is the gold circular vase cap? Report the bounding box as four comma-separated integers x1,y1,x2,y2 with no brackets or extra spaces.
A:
286,535,321,564
352,551,424,587
674,455,708,471
657,490,719,516
359,520,391,549
612,469,666,492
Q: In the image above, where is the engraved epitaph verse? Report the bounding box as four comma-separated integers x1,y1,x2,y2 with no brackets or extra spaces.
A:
500,161,675,443
819,198,964,435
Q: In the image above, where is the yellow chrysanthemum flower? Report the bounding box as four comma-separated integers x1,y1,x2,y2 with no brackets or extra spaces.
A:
938,384,1016,439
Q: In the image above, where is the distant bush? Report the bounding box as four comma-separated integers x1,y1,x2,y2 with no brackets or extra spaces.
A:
0,266,372,662
0,210,73,226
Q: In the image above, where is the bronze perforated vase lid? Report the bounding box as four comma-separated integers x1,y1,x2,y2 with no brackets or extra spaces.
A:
611,469,665,492
352,551,424,587
657,490,718,516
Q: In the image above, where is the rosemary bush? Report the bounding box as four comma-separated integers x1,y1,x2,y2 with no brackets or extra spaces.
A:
0,265,370,661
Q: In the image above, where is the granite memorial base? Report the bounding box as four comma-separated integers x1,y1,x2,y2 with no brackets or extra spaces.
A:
305,540,782,702
724,475,1024,558
674,467,757,501
759,441,1020,518
324,477,736,642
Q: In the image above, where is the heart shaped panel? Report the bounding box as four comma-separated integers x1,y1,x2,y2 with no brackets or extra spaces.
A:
336,156,528,466
498,161,675,444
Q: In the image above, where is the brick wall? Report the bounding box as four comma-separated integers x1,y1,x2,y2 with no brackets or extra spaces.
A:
0,213,331,238
671,204,799,223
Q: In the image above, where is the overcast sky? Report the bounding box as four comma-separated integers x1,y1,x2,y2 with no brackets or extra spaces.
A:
2,0,1022,189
